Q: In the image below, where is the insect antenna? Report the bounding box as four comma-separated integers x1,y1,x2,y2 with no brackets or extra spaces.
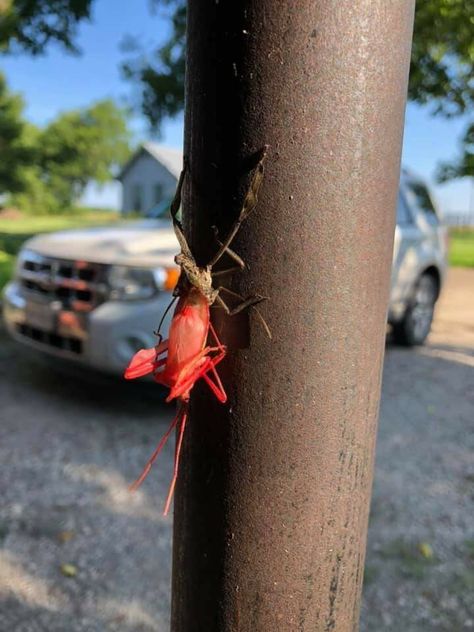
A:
153,295,178,338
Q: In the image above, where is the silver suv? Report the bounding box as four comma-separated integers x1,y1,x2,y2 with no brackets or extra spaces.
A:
2,170,447,372
389,169,447,345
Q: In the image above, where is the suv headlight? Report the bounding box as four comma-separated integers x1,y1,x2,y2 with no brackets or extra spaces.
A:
108,265,179,300
14,248,34,277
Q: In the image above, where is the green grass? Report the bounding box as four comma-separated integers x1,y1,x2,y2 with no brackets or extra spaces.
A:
0,210,122,291
0,251,14,290
449,229,474,268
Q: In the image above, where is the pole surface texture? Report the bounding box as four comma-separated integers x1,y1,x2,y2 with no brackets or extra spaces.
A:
171,2,415,630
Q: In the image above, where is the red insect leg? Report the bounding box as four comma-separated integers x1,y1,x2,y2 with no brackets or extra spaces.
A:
208,321,224,350
163,321,226,401
163,405,188,516
202,361,227,403
201,321,227,402
165,344,224,401
128,403,182,492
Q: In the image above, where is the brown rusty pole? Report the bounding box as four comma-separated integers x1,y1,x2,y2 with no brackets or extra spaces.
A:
172,1,415,630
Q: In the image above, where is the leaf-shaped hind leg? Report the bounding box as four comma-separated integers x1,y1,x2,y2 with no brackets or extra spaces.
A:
169,157,187,223
208,146,267,267
169,157,194,261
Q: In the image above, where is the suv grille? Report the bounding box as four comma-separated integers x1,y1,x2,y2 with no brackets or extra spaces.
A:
16,323,83,354
19,252,108,311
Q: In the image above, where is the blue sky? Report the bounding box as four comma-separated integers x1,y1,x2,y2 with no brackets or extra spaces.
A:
1,0,471,214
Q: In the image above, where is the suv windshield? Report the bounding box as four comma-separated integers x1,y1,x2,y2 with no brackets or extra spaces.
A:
406,181,439,225
396,191,413,225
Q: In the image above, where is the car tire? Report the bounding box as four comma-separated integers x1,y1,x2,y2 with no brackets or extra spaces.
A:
392,273,438,347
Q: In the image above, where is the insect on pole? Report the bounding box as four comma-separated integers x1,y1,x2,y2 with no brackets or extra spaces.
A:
171,1,415,630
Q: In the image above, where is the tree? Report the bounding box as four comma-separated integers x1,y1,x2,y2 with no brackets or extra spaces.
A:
410,0,474,116
121,0,185,129
36,99,131,210
11,99,131,213
122,0,187,129
0,0,93,55
120,0,473,180
410,0,474,182
1,0,473,179
437,123,474,182
0,72,33,195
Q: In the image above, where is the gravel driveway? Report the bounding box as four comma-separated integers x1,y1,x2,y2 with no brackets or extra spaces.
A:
0,269,472,631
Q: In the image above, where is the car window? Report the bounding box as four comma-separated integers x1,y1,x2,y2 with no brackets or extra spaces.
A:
396,191,413,226
406,181,439,225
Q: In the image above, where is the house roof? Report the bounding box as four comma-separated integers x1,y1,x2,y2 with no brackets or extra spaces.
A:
118,143,183,181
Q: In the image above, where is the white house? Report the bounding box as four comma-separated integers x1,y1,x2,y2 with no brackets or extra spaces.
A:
118,143,183,214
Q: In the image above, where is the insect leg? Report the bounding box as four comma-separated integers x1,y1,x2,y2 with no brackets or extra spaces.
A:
218,294,266,315
167,347,226,402
212,267,243,279
215,290,272,339
208,146,267,267
216,287,268,314
129,405,181,492
201,346,228,403
211,226,246,269
165,345,216,401
208,321,225,350
195,348,227,402
163,405,188,516
168,157,194,261
169,157,187,222
202,372,227,403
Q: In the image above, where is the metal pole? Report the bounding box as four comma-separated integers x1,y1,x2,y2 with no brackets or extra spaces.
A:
171,1,415,630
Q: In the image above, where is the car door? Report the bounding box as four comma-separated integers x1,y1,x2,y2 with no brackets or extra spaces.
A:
391,189,423,310
403,179,447,270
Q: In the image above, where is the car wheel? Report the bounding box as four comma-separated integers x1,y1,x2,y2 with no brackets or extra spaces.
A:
392,274,438,346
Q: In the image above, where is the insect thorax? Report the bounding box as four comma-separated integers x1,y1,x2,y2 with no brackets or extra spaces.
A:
175,253,218,304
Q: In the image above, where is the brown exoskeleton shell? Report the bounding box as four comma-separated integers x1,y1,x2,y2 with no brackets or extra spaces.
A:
166,147,271,338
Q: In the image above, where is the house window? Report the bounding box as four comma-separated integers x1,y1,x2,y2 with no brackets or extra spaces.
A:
131,184,143,213
154,183,164,204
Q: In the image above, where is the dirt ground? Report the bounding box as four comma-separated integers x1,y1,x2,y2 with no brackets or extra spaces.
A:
0,268,472,631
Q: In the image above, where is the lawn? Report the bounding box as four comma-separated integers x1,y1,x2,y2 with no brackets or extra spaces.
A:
0,210,121,291
449,229,474,268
